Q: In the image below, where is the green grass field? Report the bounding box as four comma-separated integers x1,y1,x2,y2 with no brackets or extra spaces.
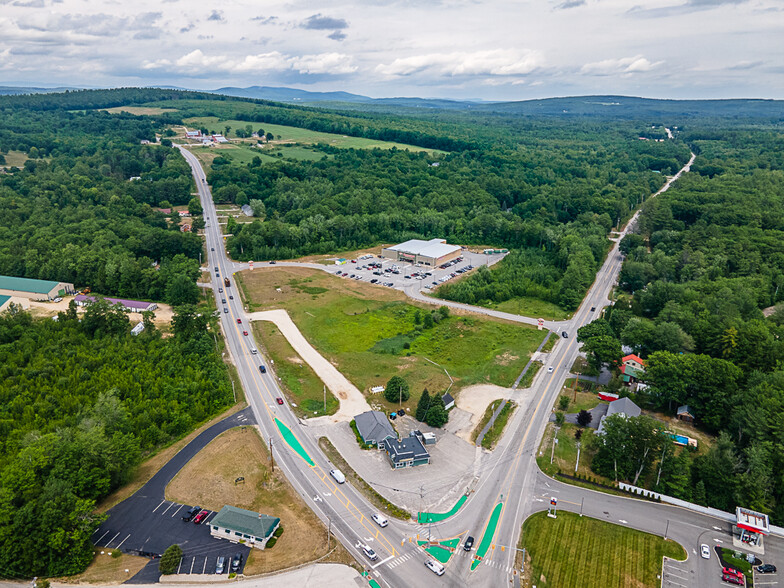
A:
183,116,442,153
492,297,572,321
241,267,544,413
521,511,685,588
1,150,30,168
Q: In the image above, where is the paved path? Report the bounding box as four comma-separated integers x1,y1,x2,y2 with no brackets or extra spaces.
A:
246,309,371,422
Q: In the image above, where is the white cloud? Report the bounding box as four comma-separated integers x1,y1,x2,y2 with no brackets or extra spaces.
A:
376,49,542,78
580,55,663,76
291,53,357,74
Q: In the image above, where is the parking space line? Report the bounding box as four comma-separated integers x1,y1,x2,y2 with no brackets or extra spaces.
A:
160,502,176,516
664,581,688,588
202,557,207,574
205,511,217,524
665,572,689,581
105,532,120,547
171,504,185,517
189,557,195,574
115,534,131,550
152,500,167,513
94,529,111,545
177,557,183,574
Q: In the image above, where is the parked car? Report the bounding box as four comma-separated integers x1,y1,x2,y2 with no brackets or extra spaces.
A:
756,564,777,573
722,573,744,585
231,553,242,572
425,559,445,576
276,397,284,405
53,297,62,303
182,505,200,522
723,567,743,579
701,544,710,559
464,536,475,551
215,555,226,574
372,513,388,527
193,509,209,524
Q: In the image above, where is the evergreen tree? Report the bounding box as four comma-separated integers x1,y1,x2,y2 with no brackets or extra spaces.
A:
416,388,431,422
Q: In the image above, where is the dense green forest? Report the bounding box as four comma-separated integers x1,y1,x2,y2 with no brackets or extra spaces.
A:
579,125,784,521
0,303,232,577
0,103,205,302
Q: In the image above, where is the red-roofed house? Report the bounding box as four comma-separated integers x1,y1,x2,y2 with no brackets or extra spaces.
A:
178,210,191,217
622,354,645,371
621,354,646,385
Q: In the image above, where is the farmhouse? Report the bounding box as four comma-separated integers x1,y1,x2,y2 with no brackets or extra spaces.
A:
0,275,74,301
74,294,157,313
354,410,396,447
381,238,461,267
209,505,280,550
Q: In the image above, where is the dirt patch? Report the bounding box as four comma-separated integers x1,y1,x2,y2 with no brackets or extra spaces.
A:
56,550,148,584
166,426,356,575
247,309,370,421
24,296,175,327
495,351,520,366
450,384,515,443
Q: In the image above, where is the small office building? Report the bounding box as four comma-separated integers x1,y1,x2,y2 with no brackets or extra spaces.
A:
354,410,396,447
381,238,461,267
383,435,431,469
210,505,280,550
0,275,74,301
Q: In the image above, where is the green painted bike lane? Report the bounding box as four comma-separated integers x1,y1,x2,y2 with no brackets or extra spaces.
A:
471,501,503,571
417,537,461,564
418,494,468,523
275,418,315,466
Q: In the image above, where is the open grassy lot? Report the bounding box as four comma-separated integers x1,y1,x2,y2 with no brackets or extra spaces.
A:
240,267,544,414
1,150,30,168
492,296,572,322
537,422,608,484
56,550,148,584
104,106,178,115
166,427,355,575
183,116,442,153
520,511,685,588
255,321,338,417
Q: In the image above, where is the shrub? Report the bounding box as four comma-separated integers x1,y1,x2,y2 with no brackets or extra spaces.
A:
266,537,277,549
159,544,183,575
274,526,284,538
384,376,410,403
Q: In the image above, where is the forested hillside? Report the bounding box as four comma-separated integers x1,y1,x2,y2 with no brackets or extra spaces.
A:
0,304,232,577
584,125,784,521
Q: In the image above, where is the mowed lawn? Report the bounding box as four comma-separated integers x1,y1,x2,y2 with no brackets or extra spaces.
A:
240,267,544,413
522,511,685,588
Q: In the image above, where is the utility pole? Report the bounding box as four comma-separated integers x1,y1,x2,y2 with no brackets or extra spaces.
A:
323,384,326,413
575,441,581,473
550,426,560,464
664,519,670,540
269,438,274,473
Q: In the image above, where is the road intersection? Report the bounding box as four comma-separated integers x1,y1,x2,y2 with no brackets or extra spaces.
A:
175,146,782,587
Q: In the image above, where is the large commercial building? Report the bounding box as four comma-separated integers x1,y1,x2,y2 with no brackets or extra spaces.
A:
381,238,462,267
0,275,74,301
74,295,157,313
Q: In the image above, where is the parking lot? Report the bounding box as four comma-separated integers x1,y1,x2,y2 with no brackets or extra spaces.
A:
93,408,255,582
328,250,505,293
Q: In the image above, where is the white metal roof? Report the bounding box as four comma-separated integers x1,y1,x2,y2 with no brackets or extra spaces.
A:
387,238,460,259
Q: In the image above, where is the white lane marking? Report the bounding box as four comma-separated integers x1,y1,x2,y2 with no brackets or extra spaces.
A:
372,555,394,569
152,500,166,513
618,519,628,524
105,532,120,546
713,526,723,531
665,580,688,588
115,534,131,550
666,572,689,581
171,504,185,517
160,502,176,516
189,557,195,574
95,529,111,544
202,557,207,574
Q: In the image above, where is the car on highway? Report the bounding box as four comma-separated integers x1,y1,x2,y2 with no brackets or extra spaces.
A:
182,505,200,522
215,555,226,574
219,287,223,293
223,307,228,313
562,331,569,338
259,365,266,373
757,564,777,573
211,247,214,251
360,544,378,561
547,366,554,373
231,552,242,572
372,513,388,527
276,397,284,405
269,260,276,264
193,509,209,524
237,318,242,324
700,544,710,559
222,298,226,303
425,559,445,576
464,536,474,551
242,330,248,336
229,295,233,299
590,306,596,311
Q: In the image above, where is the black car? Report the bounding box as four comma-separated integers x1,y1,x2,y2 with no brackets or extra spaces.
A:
590,306,596,311
757,564,777,573
231,553,243,572
259,365,267,374
182,505,201,522
562,331,568,338
464,536,475,551
269,260,276,264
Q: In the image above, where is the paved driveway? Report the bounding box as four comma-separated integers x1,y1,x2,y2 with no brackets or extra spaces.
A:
93,408,256,583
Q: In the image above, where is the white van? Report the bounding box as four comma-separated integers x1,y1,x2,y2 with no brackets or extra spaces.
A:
250,348,258,354
330,469,346,484
425,559,445,576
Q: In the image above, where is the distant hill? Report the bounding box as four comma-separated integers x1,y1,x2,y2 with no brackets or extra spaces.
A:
0,85,82,96
211,85,372,103
474,95,784,118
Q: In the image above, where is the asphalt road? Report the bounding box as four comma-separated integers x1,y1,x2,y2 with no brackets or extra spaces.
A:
92,407,256,582
175,146,782,588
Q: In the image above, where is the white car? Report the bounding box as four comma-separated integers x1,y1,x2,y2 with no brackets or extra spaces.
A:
425,559,445,576
547,366,554,373
360,544,378,561
371,513,388,527
700,544,710,559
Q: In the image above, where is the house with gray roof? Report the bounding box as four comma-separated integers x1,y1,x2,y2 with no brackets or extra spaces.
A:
383,435,430,469
354,410,396,447
597,397,641,434
209,505,280,550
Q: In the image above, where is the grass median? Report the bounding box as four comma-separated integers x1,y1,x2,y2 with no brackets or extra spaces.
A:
318,437,410,521
481,401,517,450
520,511,685,587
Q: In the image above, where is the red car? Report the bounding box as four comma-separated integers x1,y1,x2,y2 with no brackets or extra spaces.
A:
722,573,744,586
723,567,743,579
236,318,241,324
276,397,284,405
243,331,248,336
193,510,209,524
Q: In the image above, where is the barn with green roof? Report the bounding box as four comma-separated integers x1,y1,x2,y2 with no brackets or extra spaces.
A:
0,275,75,301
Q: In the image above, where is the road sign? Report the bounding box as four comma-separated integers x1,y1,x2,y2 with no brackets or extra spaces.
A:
249,261,254,270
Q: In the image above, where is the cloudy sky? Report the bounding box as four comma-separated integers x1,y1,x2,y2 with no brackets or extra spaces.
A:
1,0,781,100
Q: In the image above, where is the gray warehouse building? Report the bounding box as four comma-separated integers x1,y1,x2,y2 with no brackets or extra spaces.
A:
0,275,75,301
381,238,462,267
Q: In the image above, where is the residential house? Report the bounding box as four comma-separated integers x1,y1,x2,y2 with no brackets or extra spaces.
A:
621,353,646,385
676,405,695,423
178,210,191,217
596,397,641,434
383,434,430,468
354,410,396,447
